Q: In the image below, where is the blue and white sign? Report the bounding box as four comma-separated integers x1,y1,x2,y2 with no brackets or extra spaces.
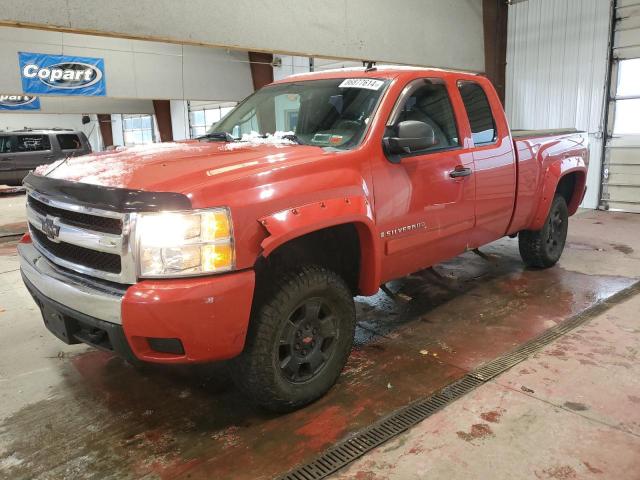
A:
18,52,106,96
0,94,41,110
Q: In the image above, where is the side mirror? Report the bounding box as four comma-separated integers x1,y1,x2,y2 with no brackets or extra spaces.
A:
81,115,91,125
383,120,437,160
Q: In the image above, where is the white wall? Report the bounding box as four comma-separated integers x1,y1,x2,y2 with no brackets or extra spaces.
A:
0,26,254,102
0,0,486,71
313,57,364,72
111,114,124,146
0,96,154,115
170,100,190,141
0,113,102,150
274,56,311,81
505,0,612,209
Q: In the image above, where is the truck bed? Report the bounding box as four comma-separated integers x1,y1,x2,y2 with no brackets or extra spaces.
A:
511,128,583,139
509,128,589,235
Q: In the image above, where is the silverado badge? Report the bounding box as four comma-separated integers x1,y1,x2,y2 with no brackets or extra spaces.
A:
380,222,427,238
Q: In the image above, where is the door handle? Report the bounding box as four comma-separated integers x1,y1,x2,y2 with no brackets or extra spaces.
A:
449,166,472,178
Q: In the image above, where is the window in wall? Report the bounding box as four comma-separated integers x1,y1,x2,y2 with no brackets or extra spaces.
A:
57,134,82,150
189,105,236,138
123,114,155,146
616,58,640,97
458,81,497,146
613,59,640,135
394,80,459,151
15,135,51,152
285,110,299,131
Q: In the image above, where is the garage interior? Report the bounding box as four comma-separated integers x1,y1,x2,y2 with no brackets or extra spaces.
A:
0,1,639,479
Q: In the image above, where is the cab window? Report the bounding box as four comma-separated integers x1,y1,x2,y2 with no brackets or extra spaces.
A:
458,81,497,146
15,134,51,152
0,136,12,153
393,79,459,152
57,134,82,150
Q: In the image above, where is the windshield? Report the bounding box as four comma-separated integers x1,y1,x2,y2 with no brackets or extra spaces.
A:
211,78,389,149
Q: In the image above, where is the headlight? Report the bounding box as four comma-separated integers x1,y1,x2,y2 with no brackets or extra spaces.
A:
137,208,234,277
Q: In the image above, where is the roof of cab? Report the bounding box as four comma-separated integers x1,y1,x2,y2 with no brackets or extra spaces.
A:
1,128,79,134
272,65,480,84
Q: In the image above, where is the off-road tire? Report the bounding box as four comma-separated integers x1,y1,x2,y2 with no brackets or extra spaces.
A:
519,195,569,268
232,265,355,412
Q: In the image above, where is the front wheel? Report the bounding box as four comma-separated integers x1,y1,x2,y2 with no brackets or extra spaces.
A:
519,195,569,268
232,266,356,412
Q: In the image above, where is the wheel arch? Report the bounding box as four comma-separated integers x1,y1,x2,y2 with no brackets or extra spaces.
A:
529,162,587,231
256,196,380,296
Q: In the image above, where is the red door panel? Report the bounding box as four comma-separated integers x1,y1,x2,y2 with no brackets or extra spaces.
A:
371,78,476,283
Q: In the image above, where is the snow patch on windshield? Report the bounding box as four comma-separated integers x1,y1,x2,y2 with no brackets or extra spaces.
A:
223,131,296,151
33,142,185,187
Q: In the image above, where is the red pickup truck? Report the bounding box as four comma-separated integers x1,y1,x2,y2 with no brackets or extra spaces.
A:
18,67,588,411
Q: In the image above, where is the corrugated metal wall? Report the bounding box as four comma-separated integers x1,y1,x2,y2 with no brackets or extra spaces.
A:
505,0,613,209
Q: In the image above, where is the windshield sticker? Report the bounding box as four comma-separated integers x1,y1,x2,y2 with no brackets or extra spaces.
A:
338,78,384,91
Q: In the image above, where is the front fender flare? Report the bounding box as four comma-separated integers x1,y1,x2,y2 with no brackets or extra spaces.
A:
258,195,381,295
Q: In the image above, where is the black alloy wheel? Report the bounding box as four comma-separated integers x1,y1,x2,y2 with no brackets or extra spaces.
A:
519,195,569,268
278,298,338,382
231,265,356,412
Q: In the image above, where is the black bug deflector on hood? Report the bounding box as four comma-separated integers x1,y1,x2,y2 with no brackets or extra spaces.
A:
23,173,192,213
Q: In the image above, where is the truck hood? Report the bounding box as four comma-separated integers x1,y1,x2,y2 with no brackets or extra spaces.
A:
35,140,327,193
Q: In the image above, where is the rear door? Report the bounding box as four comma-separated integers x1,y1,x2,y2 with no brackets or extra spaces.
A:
457,80,516,247
0,135,17,184
12,133,56,174
374,77,476,281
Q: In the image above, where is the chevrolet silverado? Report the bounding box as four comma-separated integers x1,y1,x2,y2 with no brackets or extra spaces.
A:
18,66,588,411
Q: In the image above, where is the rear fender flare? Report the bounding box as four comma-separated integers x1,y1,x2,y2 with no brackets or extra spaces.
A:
529,157,587,231
258,195,380,295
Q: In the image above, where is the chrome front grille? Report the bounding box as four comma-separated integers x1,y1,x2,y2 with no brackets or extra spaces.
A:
28,195,123,235
26,189,137,284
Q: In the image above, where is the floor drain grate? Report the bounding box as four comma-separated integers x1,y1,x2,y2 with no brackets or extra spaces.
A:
472,281,640,381
279,375,483,480
278,281,640,480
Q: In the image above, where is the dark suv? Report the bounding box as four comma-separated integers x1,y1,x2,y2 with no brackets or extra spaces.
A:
0,129,91,186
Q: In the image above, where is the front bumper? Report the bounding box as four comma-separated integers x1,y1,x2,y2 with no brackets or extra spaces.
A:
18,241,256,364
22,272,139,363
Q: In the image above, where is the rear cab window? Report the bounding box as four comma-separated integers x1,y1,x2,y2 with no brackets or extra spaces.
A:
57,134,83,150
457,81,497,146
15,134,51,152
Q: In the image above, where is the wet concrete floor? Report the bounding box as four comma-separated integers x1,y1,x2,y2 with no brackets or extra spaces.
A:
334,285,640,480
0,209,638,479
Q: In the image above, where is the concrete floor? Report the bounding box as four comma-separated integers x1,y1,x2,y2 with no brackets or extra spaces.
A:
0,191,27,228
333,291,640,480
0,202,639,479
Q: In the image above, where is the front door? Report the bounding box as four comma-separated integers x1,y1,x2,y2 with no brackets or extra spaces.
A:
373,78,476,282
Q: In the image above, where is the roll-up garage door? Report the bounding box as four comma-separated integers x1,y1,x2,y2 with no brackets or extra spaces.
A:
601,0,640,212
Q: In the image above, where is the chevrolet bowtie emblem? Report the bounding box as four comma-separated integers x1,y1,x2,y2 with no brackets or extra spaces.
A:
41,215,61,241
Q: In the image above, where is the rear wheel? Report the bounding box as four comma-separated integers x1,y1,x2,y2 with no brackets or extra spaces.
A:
232,265,355,412
519,195,569,268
